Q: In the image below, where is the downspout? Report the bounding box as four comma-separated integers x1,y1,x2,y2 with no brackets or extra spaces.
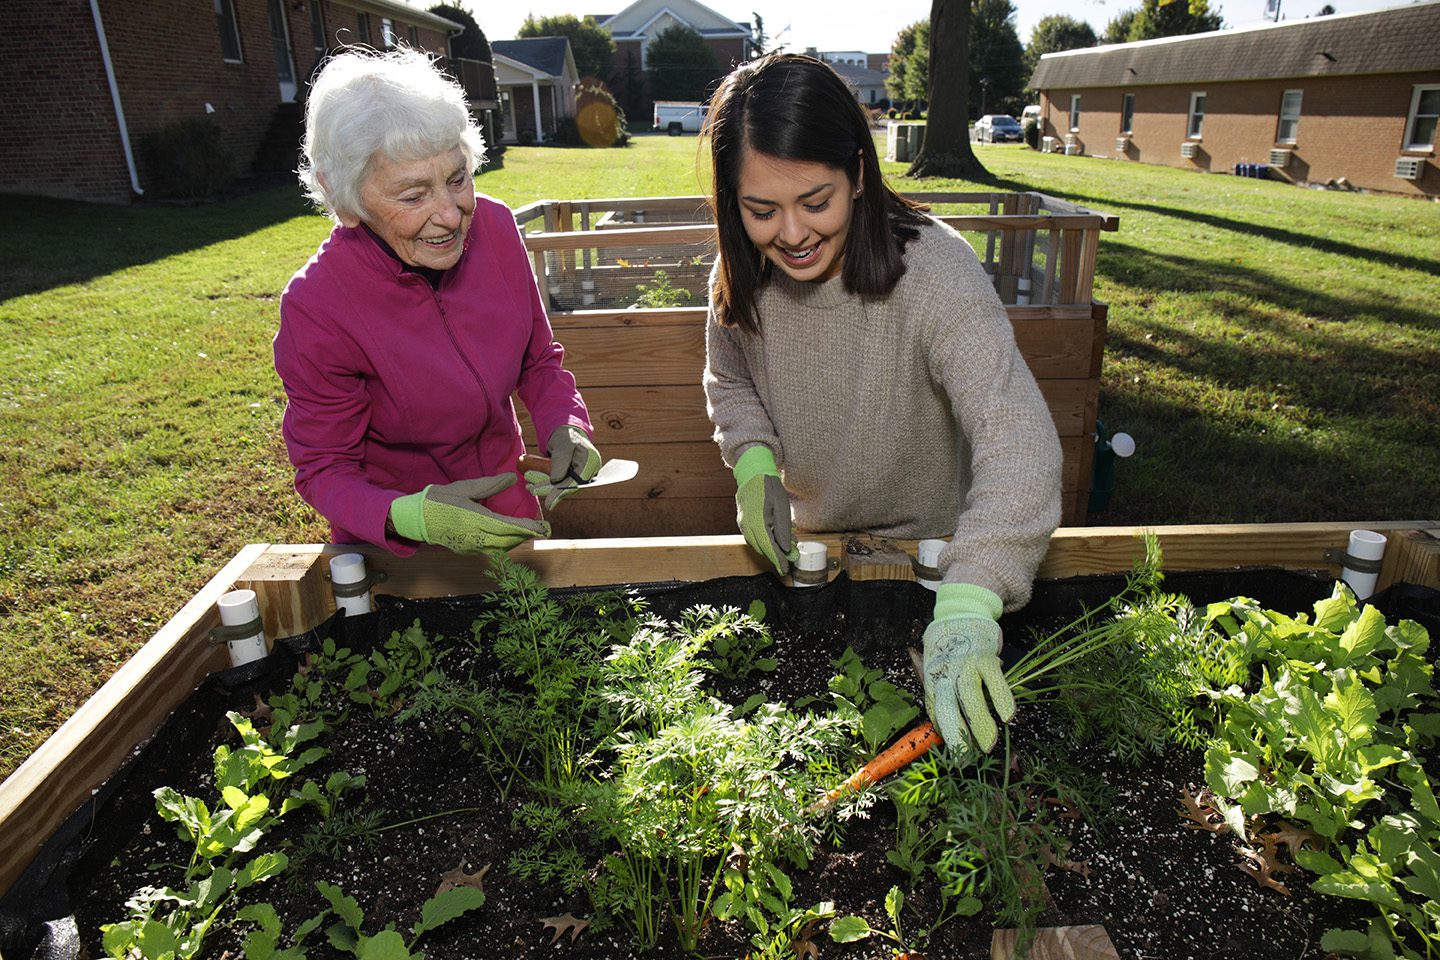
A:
89,0,144,196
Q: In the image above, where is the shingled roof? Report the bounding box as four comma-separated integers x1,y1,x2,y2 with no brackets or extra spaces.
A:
492,38,571,78
1030,1,1440,90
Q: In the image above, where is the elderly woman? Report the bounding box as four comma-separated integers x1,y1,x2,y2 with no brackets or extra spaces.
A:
275,48,600,556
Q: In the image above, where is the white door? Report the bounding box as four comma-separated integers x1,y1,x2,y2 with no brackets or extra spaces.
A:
266,0,298,102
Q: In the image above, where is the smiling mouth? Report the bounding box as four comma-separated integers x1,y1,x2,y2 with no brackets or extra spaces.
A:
419,232,457,247
778,240,822,267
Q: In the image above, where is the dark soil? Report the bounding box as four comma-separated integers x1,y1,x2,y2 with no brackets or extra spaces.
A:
26,569,1431,960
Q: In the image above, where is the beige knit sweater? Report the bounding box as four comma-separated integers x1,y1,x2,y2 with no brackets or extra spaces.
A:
703,218,1062,610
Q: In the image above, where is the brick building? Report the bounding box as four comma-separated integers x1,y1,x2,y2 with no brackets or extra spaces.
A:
0,0,460,203
595,0,751,123
1029,2,1440,197
492,38,579,143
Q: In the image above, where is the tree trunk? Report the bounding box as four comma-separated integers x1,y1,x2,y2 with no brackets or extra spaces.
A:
907,0,990,180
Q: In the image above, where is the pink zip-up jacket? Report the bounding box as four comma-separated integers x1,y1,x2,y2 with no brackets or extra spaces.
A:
274,193,591,554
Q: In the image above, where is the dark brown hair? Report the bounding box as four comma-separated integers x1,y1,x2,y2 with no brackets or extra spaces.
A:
704,53,930,333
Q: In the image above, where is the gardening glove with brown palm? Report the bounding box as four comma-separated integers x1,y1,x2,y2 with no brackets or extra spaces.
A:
389,474,550,554
524,425,602,509
922,583,1015,752
732,445,797,576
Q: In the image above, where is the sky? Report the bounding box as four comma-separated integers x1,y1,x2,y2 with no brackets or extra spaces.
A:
468,0,1414,54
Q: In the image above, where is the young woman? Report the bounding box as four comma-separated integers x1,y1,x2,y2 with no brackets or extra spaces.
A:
702,54,1063,753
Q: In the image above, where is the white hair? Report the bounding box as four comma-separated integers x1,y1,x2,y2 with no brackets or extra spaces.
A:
299,47,486,223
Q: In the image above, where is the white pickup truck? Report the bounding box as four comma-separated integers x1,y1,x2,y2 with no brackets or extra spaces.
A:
653,101,708,135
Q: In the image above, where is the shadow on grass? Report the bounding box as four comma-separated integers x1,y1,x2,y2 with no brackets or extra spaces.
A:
1096,244,1439,444
0,183,312,300
982,173,1440,279
1089,386,1439,526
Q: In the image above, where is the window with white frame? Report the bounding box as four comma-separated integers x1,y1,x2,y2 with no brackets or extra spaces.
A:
1404,85,1440,150
356,12,370,45
1069,94,1081,132
309,0,325,51
381,17,396,48
215,0,243,62
1276,90,1302,143
408,25,418,46
1187,92,1206,138
1120,93,1134,134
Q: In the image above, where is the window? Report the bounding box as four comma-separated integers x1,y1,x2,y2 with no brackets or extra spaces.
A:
1069,94,1081,132
1276,89,1302,143
356,12,370,45
309,0,325,51
408,25,418,46
1187,91,1206,138
381,17,395,48
1120,93,1135,134
1404,85,1440,150
215,0,243,62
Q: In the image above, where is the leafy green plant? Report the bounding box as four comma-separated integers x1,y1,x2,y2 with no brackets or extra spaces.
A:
703,599,778,680
633,269,693,308
238,880,486,960
100,712,322,959
1185,586,1439,958
343,620,444,716
825,647,921,754
830,886,924,956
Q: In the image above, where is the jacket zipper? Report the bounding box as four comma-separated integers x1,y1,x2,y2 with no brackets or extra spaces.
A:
430,284,492,421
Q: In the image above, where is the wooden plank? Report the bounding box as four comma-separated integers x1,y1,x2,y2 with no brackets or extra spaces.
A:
549,306,708,328
1384,527,1440,592
1038,522,1440,587
1088,301,1110,380
1013,317,1105,379
556,324,705,387
993,925,1121,960
525,224,716,252
1039,378,1100,438
519,385,714,445
0,543,270,900
545,497,737,539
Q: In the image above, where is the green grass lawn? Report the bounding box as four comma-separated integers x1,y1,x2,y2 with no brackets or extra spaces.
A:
1,135,1437,782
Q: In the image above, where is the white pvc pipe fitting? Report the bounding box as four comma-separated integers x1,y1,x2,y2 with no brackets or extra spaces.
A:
1340,529,1387,601
793,541,828,587
217,589,267,668
330,552,373,616
916,538,947,592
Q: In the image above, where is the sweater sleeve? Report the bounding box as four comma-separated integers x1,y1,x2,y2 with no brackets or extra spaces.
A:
702,264,782,468
923,234,1062,610
497,204,593,447
274,296,415,555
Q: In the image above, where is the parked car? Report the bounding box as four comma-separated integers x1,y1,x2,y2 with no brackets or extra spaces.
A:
974,114,1023,143
653,101,707,135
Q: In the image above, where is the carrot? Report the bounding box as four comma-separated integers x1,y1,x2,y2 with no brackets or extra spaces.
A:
806,719,943,816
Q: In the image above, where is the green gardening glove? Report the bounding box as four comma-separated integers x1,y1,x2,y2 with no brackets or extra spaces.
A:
922,583,1016,752
524,425,602,509
732,445,797,576
389,474,550,554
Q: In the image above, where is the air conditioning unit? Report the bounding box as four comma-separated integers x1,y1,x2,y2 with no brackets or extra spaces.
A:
1395,156,1423,180
1179,142,1198,159
1115,136,1130,153
1268,148,1292,168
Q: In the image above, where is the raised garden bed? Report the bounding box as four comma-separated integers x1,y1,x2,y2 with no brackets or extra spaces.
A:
2,524,1438,959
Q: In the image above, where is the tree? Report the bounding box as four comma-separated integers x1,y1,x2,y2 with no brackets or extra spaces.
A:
1317,3,1336,12
1024,14,1097,78
429,4,491,62
646,25,719,102
887,19,930,105
518,13,616,80
1123,0,1223,41
748,12,769,58
968,0,1025,116
1102,8,1138,43
906,0,987,180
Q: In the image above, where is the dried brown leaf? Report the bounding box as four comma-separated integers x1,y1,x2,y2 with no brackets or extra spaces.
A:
1268,819,1321,857
540,912,589,944
1177,785,1229,834
239,693,273,725
436,862,490,896
1237,845,1291,896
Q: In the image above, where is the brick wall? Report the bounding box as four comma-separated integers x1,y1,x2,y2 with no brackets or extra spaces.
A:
1,0,454,204
1040,70,1440,197
607,36,747,127
0,1,134,202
